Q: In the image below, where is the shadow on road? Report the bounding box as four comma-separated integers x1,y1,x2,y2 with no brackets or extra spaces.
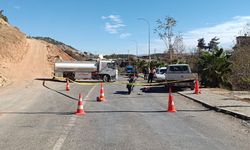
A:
0,111,74,115
109,94,167,100
113,91,129,95
86,110,167,113
217,105,250,108
42,80,97,102
140,86,189,93
85,109,211,113
42,80,79,101
35,77,65,83
177,109,211,112
0,109,211,116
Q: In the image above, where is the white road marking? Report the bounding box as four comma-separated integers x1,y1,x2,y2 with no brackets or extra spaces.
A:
52,84,97,150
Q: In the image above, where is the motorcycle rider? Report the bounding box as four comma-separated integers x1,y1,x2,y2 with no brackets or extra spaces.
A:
127,73,137,94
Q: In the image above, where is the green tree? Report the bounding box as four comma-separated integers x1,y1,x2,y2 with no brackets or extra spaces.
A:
0,10,8,23
197,38,206,53
135,59,148,73
155,16,177,61
230,44,250,90
208,37,220,51
198,47,232,88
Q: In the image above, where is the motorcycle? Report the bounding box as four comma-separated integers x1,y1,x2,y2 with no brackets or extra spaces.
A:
126,75,137,95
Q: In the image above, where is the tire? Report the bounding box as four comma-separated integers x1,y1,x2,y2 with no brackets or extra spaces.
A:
68,73,75,81
63,72,75,81
102,75,110,82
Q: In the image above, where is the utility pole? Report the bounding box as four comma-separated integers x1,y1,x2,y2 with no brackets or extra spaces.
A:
130,40,138,58
127,49,130,65
138,18,151,68
154,48,156,60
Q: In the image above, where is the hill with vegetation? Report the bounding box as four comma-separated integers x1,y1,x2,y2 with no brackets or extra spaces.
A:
29,36,94,61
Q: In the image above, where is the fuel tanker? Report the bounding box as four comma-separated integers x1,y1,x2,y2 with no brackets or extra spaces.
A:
54,60,118,82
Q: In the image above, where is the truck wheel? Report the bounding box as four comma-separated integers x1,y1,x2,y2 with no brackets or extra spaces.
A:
102,75,110,82
67,72,75,81
63,72,75,81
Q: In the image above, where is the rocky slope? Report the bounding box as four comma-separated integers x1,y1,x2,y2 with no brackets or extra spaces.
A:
0,18,74,87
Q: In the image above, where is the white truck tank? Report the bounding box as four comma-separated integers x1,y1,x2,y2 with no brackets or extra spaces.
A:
54,61,97,72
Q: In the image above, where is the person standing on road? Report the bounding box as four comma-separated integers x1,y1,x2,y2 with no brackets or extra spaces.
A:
127,73,137,94
143,67,149,80
148,67,156,83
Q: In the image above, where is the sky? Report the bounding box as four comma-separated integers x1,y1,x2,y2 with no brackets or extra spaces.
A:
1,0,250,55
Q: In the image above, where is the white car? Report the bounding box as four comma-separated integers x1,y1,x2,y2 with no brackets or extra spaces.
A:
154,67,167,82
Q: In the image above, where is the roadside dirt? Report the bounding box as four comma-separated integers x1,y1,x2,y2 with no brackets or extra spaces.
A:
0,18,74,90
203,88,250,103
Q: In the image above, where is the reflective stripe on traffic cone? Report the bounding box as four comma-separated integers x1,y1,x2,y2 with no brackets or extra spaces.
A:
97,83,105,102
66,79,70,91
167,88,176,112
75,93,85,115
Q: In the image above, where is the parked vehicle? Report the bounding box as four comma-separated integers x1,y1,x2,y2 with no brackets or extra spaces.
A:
165,64,197,90
154,67,167,82
125,65,138,77
54,60,117,82
125,65,134,74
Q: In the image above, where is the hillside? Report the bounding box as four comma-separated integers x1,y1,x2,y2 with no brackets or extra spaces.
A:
30,36,91,61
0,18,74,87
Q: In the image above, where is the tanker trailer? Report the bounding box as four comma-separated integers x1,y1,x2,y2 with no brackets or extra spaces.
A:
54,60,117,82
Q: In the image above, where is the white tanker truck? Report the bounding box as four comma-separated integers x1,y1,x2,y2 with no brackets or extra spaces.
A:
54,60,118,82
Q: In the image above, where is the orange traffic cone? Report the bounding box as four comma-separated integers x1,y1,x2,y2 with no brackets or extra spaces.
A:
167,88,176,112
75,93,85,115
97,83,105,102
194,79,200,94
66,79,70,91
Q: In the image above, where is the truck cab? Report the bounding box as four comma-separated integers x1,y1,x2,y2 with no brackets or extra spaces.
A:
96,60,117,82
125,65,134,73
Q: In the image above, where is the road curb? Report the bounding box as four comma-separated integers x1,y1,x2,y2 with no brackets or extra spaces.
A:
178,92,250,120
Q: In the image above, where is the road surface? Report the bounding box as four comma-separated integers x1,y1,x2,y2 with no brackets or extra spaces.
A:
0,77,249,150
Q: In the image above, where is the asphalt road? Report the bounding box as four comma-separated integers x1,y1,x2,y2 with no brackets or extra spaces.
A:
0,77,249,150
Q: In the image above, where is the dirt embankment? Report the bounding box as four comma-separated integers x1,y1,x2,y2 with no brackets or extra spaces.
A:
0,18,74,87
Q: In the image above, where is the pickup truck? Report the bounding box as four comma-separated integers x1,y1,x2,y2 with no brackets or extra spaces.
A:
165,64,197,90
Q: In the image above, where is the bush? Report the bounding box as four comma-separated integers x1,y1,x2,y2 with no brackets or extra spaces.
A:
198,48,232,88
0,10,8,23
230,46,250,90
